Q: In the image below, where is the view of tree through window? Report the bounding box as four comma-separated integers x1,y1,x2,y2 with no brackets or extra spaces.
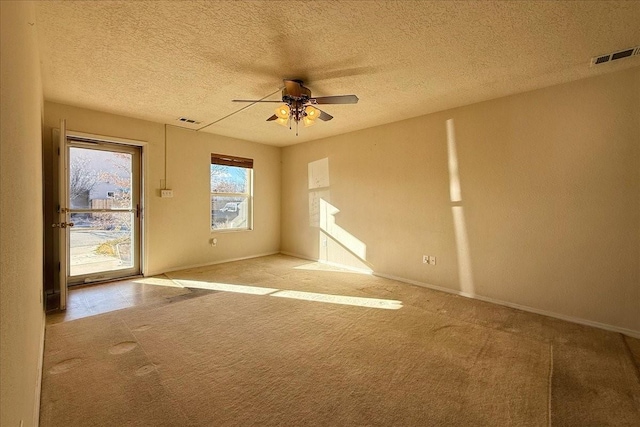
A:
67,147,136,277
211,154,253,231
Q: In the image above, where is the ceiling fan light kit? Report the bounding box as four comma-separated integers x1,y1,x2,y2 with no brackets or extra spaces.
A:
305,105,319,119
275,117,289,127
233,79,359,136
275,104,290,119
303,116,317,128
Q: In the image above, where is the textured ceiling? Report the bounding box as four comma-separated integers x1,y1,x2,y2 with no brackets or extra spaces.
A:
35,1,640,147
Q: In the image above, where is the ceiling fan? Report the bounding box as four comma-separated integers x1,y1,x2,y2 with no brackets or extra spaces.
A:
232,79,359,134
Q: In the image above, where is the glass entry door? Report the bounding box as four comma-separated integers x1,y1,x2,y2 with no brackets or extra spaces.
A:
66,141,141,284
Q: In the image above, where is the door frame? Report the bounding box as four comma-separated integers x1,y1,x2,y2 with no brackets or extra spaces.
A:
54,127,147,306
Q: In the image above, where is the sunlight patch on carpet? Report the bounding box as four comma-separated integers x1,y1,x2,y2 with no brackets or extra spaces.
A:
174,279,402,310
272,289,402,309
177,279,278,295
293,261,372,275
132,276,183,287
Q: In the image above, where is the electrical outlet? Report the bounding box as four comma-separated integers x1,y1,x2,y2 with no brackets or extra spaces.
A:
423,255,437,265
322,238,327,247
210,238,217,247
160,189,173,198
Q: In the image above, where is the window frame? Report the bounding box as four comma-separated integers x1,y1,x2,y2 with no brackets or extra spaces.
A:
210,154,254,232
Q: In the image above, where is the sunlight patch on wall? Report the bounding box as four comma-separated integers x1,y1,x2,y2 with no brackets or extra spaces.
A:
308,158,330,189
447,119,475,296
319,199,367,261
452,206,475,296
308,158,331,227
309,189,330,227
447,119,462,203
307,157,372,272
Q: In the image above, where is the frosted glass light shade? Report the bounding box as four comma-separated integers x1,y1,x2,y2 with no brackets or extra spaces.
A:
275,104,290,119
305,105,319,120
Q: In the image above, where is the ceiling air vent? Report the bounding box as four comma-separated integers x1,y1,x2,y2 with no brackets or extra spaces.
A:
177,117,201,124
591,46,640,67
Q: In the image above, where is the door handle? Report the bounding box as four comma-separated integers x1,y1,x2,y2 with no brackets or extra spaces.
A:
52,222,74,228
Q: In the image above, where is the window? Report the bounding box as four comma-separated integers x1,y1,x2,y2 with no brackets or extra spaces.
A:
210,153,253,231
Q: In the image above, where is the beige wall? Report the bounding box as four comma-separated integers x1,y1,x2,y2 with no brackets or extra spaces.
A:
43,103,281,278
0,2,46,426
281,67,640,334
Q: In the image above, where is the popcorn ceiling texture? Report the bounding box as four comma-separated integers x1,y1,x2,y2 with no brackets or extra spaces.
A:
35,1,640,146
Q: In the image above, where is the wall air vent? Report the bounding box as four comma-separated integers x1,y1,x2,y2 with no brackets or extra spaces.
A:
591,46,640,67
177,117,201,124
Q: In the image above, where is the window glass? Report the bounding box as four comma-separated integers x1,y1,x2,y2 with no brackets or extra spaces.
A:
210,161,252,231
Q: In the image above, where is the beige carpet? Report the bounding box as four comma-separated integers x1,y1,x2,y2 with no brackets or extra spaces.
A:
40,255,640,426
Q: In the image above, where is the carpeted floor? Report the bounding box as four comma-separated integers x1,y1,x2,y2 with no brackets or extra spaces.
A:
40,255,640,426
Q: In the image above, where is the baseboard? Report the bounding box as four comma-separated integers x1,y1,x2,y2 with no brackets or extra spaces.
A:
34,310,46,426
148,251,280,276
373,271,640,339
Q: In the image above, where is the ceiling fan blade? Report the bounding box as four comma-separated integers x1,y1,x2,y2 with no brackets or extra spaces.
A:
266,114,278,121
232,99,282,103
312,95,359,105
315,108,333,121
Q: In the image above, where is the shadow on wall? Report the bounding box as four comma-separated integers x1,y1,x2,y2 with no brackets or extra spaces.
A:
308,158,372,273
447,119,475,296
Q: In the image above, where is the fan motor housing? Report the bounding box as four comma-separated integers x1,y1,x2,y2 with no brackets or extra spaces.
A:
282,80,311,102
